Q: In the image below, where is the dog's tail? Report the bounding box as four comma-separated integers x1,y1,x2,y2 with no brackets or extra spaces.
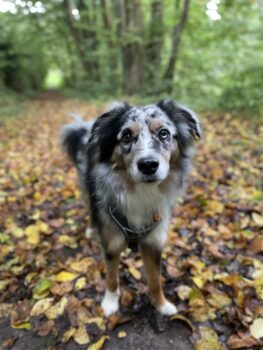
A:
60,114,94,165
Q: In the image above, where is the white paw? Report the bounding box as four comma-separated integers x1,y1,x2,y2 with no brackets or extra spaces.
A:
158,301,178,316
85,227,94,239
101,288,120,317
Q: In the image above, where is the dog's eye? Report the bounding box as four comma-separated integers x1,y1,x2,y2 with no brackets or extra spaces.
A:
121,130,132,144
159,129,170,140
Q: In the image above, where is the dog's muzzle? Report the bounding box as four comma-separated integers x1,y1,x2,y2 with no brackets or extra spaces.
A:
137,157,159,175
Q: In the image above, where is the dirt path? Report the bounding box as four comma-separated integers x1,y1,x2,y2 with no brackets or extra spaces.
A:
0,99,262,350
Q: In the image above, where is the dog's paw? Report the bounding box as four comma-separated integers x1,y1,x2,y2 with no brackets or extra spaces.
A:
101,288,120,317
85,227,94,239
158,301,178,316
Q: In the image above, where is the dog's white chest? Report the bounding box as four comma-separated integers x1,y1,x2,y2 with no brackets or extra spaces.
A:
121,184,168,229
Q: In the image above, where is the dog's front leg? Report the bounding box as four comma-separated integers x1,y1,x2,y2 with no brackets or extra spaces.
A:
140,243,177,316
101,251,121,316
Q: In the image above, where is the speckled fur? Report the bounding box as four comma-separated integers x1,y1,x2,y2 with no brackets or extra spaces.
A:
61,100,201,316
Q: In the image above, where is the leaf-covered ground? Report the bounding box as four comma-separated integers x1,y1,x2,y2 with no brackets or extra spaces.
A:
0,97,263,350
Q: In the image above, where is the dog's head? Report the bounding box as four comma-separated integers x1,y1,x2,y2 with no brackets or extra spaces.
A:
89,100,201,184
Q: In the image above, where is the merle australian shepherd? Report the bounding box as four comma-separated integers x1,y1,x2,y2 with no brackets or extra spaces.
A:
61,100,201,317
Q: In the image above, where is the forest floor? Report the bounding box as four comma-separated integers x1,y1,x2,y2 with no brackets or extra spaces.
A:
0,96,263,350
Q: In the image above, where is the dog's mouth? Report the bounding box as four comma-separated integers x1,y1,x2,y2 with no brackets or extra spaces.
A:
141,175,160,183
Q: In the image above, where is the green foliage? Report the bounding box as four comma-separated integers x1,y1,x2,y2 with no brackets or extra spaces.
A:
0,0,262,115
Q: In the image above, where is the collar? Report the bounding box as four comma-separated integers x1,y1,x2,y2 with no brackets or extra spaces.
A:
109,206,162,243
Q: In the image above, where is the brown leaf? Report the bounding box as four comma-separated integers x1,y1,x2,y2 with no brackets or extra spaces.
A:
227,332,260,349
248,236,263,253
10,300,30,327
37,320,55,337
50,281,73,296
108,313,133,331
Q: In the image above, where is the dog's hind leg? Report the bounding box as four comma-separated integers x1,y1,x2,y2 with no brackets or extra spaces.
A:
101,250,121,316
140,243,178,316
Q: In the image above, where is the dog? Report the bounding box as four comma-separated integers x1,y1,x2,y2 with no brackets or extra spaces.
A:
61,100,201,317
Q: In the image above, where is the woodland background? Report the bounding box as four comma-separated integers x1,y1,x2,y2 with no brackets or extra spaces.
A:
0,0,263,114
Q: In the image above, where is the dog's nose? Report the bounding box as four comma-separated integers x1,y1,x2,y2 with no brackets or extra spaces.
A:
137,157,159,175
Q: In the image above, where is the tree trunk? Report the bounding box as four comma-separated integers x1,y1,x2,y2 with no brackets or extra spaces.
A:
63,0,100,82
146,0,164,93
118,0,144,95
163,0,191,90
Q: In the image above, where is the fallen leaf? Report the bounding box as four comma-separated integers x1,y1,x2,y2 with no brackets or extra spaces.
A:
50,281,73,295
108,314,133,331
195,326,223,350
58,235,77,248
175,285,192,300
128,267,141,280
87,335,109,350
44,296,68,320
192,277,205,288
252,213,263,227
62,327,76,343
37,319,55,336
70,258,95,273
170,314,195,332
10,300,31,329
75,277,87,290
117,331,127,338
87,317,105,331
55,271,79,282
25,224,40,245
30,298,54,317
0,303,13,318
250,318,263,340
33,279,52,299
227,332,260,349
74,325,90,345
248,236,263,253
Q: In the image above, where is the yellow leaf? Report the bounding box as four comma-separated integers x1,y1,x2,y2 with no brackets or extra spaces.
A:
30,298,54,317
70,258,95,272
118,331,127,338
192,277,204,288
12,227,24,238
195,326,223,350
87,335,109,350
30,210,41,220
170,314,195,332
250,318,263,339
55,271,79,282
87,317,105,331
62,327,76,343
74,325,90,345
12,322,32,330
0,280,10,291
44,296,68,320
58,235,78,248
25,224,40,245
75,277,87,290
36,220,50,234
207,292,231,309
205,200,224,215
128,267,141,280
252,213,263,227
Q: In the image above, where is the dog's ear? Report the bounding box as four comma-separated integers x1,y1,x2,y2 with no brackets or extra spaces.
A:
157,99,201,155
90,102,131,161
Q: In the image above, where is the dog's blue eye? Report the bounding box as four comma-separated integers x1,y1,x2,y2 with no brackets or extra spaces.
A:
121,130,132,144
159,129,170,140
